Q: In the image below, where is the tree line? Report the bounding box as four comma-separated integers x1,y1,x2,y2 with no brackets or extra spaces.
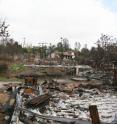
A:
1,21,117,67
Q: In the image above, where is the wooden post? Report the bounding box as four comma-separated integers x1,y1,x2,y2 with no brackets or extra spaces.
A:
89,105,100,124
113,68,117,86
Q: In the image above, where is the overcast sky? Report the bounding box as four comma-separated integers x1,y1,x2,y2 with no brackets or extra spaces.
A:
0,0,117,48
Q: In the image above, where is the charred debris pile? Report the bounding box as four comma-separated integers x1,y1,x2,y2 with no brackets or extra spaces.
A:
0,69,117,124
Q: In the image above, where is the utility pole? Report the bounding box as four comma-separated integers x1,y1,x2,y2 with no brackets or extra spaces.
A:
49,43,52,58
60,37,63,52
22,37,26,48
38,42,48,59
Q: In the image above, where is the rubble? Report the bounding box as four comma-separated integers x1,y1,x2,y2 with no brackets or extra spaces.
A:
44,89,117,123
0,110,6,124
0,69,117,124
0,92,10,104
48,79,80,93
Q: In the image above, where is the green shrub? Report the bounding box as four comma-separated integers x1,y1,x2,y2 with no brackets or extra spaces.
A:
9,64,25,72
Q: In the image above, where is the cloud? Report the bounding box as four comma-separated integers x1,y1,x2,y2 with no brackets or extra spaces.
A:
0,0,117,48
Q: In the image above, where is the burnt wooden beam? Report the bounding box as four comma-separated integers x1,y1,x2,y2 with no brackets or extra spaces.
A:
25,94,50,108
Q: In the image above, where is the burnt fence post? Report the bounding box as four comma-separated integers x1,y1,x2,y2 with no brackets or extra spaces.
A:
89,105,100,124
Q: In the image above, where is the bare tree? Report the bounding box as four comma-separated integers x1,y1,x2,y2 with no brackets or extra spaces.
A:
0,21,10,45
